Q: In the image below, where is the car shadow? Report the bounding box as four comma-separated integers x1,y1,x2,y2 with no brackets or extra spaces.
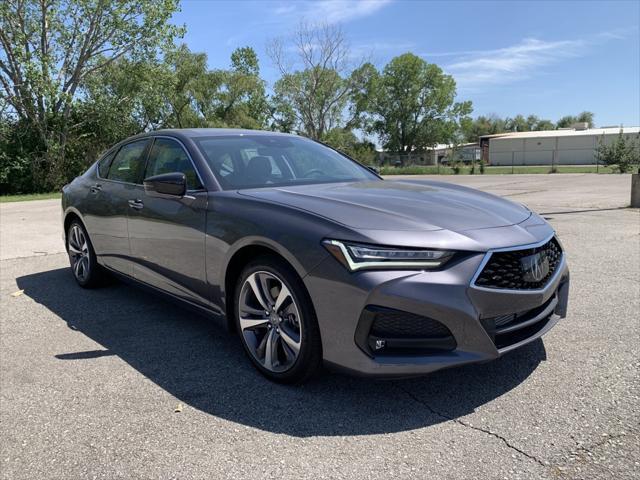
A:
16,268,547,437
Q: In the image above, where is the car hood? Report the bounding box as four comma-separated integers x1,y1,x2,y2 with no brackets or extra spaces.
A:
237,180,531,232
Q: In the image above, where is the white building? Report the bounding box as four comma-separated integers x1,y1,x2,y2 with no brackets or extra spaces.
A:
480,125,640,166
376,143,480,166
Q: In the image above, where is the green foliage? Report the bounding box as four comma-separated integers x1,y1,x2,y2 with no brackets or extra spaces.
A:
271,67,349,138
460,115,505,142
595,130,640,173
557,111,594,129
462,111,595,143
0,192,61,203
359,53,472,152
0,0,182,193
505,114,556,133
1,38,269,192
380,165,448,175
321,128,376,165
267,23,357,140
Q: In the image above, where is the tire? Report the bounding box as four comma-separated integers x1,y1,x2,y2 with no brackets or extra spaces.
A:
234,255,322,384
66,219,104,288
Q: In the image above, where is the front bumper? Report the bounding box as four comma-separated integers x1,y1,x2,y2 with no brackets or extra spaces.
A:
304,238,570,377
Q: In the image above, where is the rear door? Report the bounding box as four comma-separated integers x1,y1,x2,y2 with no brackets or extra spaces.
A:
127,137,209,307
83,139,151,276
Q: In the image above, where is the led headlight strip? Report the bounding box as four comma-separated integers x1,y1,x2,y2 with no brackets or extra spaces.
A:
323,239,453,271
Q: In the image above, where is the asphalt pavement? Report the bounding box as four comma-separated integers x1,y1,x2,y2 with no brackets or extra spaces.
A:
1,174,639,479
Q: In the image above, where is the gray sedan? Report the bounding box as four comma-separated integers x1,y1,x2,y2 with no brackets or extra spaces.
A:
61,128,570,383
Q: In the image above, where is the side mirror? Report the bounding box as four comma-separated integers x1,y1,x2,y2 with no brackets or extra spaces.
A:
143,172,186,197
368,166,380,175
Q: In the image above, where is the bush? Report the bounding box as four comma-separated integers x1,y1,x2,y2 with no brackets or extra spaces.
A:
379,165,446,175
595,130,640,173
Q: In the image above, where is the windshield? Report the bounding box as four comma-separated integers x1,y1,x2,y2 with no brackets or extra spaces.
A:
194,135,379,190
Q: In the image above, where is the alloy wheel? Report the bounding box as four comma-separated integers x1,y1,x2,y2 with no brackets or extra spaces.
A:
238,271,302,373
68,224,90,283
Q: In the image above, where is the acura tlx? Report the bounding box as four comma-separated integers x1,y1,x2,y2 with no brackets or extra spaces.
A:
62,128,569,383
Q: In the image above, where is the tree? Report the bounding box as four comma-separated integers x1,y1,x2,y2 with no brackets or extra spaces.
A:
595,129,640,173
556,111,594,128
213,46,269,129
268,22,362,139
461,112,577,143
361,53,472,152
321,128,376,165
503,114,555,132
535,119,556,131
461,115,506,142
0,0,181,189
504,115,529,133
87,44,269,131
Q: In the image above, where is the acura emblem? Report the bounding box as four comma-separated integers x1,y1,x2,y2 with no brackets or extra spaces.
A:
521,252,549,283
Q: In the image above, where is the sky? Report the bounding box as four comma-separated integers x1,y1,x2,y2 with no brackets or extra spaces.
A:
173,0,640,128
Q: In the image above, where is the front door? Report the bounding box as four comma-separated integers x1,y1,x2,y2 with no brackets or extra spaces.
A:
127,137,209,307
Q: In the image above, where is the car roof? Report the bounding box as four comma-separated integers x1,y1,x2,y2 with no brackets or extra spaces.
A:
105,128,305,157
146,128,299,139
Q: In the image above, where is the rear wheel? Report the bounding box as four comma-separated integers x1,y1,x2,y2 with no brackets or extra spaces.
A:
234,256,322,384
66,220,104,288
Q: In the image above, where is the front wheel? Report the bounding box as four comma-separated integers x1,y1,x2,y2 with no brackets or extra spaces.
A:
234,256,322,384
66,220,104,288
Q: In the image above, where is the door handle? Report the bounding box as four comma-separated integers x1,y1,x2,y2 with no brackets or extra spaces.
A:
128,199,144,210
89,183,102,193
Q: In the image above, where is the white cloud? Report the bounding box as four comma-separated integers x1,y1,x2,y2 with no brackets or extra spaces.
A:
350,40,415,60
439,28,636,89
276,0,393,24
444,38,584,88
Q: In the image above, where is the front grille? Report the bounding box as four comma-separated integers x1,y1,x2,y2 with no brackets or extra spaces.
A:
355,306,456,357
475,237,562,290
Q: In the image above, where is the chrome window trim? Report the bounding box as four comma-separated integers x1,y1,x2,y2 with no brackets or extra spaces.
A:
469,233,566,294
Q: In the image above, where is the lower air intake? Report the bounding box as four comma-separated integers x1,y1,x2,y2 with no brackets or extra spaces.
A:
355,306,456,357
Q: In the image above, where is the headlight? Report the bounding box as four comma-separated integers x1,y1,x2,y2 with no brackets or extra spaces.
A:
323,239,454,271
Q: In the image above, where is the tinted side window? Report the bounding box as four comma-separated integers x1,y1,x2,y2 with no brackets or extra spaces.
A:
97,150,116,178
106,140,149,183
144,138,202,190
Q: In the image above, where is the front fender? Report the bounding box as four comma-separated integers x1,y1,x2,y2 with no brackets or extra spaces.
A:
219,235,312,289
204,192,337,311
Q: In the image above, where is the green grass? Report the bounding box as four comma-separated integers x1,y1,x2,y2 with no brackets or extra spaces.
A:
0,192,61,203
381,165,616,175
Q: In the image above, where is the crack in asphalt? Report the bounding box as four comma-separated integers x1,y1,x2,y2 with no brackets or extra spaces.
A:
0,251,66,262
572,432,629,457
559,433,632,478
397,384,548,468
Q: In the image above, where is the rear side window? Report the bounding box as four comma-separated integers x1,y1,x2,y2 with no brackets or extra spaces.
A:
144,138,203,190
106,140,149,183
97,150,116,178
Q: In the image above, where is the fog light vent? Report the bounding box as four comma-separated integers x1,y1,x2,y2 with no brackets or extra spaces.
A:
355,306,457,357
